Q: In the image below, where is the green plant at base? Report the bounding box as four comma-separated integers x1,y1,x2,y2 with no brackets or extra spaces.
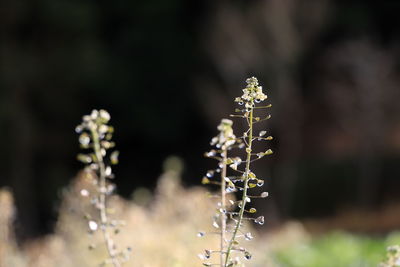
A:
76,109,129,267
199,77,273,267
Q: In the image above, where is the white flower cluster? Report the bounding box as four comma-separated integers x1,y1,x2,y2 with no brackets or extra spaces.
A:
76,109,118,167
210,119,236,149
235,77,267,108
77,110,112,133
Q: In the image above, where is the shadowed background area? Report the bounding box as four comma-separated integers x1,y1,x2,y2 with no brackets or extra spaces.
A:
1,0,400,242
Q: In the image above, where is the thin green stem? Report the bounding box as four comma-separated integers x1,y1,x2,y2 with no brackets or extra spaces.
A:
224,108,253,266
91,128,121,267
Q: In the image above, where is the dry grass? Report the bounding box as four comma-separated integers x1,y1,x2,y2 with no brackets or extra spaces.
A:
1,160,308,267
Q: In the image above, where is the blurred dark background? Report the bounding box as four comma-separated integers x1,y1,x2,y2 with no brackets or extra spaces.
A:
1,0,400,241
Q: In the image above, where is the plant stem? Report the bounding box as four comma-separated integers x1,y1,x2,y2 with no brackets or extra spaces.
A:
220,150,228,267
91,128,121,267
224,108,253,266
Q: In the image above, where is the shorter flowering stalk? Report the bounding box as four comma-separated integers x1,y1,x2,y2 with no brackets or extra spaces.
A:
76,109,129,267
200,119,236,267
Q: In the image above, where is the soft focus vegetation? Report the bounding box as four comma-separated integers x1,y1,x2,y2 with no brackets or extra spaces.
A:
273,231,400,267
0,158,398,267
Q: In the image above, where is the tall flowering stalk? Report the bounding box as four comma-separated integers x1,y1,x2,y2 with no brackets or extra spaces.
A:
76,109,129,267
200,77,273,267
224,77,272,266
